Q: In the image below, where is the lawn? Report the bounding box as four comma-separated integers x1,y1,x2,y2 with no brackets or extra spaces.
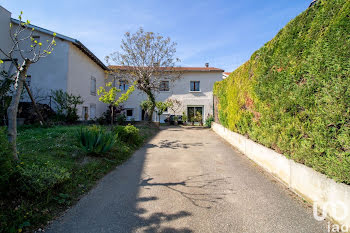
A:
0,124,158,233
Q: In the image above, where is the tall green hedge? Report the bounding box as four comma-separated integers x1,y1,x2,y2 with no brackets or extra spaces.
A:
214,0,350,184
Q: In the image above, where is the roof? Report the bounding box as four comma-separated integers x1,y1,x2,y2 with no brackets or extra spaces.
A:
109,65,224,72
223,72,231,76
11,18,108,71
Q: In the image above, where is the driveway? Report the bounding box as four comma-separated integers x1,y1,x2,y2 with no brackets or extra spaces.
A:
46,127,328,233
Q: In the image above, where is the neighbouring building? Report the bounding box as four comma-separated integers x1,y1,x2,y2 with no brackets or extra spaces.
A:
109,65,224,123
0,5,108,121
223,72,231,79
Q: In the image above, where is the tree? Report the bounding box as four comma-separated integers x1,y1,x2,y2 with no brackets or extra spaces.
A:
97,82,135,124
106,28,182,122
0,12,56,160
156,101,171,123
167,98,182,116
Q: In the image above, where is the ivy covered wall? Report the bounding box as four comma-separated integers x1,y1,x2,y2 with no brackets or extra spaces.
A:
214,0,350,184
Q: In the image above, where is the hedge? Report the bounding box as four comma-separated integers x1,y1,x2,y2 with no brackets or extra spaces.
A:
214,0,350,184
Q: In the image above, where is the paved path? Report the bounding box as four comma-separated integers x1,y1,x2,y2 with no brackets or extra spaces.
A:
46,127,328,233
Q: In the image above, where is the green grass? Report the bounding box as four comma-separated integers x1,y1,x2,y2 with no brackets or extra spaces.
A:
0,124,158,233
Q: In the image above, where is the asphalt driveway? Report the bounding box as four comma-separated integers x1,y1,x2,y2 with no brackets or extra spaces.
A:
46,126,328,233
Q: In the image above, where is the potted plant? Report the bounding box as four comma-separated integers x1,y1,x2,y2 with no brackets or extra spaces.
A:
182,112,188,126
190,117,195,126
196,112,203,126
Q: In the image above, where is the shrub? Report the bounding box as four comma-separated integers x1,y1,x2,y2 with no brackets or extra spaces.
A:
205,115,214,128
77,125,116,155
214,0,350,184
116,114,126,125
114,124,142,146
16,159,70,197
51,89,83,123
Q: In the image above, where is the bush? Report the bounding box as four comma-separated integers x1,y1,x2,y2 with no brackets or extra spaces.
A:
116,114,126,125
114,124,142,146
16,159,70,197
214,0,350,184
0,127,15,194
51,89,83,123
77,125,116,155
205,115,214,128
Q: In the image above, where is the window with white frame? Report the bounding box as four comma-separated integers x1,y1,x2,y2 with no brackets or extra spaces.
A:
90,76,96,95
119,80,129,91
160,81,170,92
190,81,200,92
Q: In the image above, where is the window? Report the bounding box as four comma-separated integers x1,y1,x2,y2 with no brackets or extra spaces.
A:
160,81,170,92
119,80,129,91
190,81,200,92
90,104,96,119
83,106,89,120
126,109,133,117
90,76,96,95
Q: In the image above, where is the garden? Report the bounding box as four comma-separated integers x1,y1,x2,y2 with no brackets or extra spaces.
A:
0,123,158,233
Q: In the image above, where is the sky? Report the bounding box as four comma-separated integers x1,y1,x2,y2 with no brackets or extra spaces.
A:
1,0,310,72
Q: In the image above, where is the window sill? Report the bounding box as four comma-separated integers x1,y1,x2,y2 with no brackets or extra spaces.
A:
160,90,170,93
189,91,201,93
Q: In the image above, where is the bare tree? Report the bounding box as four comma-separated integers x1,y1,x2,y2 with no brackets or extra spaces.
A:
167,98,182,116
0,12,56,160
106,28,182,122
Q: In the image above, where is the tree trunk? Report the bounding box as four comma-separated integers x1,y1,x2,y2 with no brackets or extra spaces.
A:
7,60,31,160
110,105,114,125
146,90,156,122
24,82,45,125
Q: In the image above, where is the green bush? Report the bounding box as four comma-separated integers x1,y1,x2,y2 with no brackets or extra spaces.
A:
77,125,116,155
214,0,350,184
16,159,70,196
205,115,214,128
114,124,142,146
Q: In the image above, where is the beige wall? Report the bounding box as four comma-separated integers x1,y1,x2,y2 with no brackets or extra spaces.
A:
111,71,223,122
67,43,107,120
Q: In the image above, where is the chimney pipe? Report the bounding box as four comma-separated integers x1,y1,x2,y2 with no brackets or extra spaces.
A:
205,63,209,68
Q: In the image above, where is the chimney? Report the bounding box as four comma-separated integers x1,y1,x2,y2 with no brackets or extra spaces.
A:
205,63,209,68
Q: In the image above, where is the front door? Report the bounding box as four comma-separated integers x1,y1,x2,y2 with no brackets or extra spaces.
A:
187,106,203,122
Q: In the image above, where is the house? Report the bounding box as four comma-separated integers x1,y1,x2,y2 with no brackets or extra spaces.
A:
109,64,224,123
0,5,108,121
0,5,223,123
223,72,231,79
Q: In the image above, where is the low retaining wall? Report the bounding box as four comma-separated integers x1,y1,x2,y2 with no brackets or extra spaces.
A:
212,122,350,229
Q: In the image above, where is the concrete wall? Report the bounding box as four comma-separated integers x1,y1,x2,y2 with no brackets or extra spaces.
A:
111,71,222,122
212,122,350,229
67,43,107,120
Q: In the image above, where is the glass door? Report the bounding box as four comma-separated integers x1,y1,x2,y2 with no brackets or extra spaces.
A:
187,106,203,122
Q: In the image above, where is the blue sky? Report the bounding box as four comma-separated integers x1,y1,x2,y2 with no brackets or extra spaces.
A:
2,0,310,72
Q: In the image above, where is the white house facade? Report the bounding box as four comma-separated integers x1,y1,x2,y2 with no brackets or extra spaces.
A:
0,5,108,121
109,66,224,123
